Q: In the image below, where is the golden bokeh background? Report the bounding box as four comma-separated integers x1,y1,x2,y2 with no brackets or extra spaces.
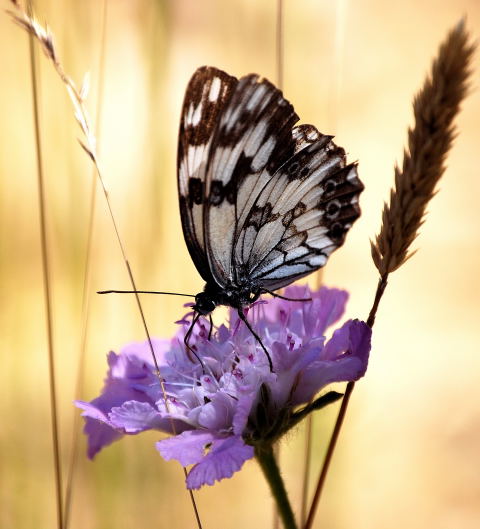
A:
1,1,479,528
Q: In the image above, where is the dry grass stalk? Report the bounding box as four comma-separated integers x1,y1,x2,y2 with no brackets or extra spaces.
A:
371,20,475,276
63,2,108,526
9,3,205,526
23,0,64,526
306,22,475,529
8,1,96,160
7,0,171,423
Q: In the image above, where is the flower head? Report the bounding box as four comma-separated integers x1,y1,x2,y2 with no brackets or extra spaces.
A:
77,285,371,489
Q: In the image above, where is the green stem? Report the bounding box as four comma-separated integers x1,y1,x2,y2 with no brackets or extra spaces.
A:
255,445,298,529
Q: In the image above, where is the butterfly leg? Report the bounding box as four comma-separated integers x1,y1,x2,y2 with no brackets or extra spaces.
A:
184,312,206,371
260,288,312,303
208,314,213,341
236,308,273,372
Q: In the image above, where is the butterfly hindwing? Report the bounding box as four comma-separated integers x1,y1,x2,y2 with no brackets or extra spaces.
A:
235,137,363,291
177,66,237,282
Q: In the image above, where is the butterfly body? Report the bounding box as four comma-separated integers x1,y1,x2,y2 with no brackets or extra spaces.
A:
178,67,364,363
193,278,261,316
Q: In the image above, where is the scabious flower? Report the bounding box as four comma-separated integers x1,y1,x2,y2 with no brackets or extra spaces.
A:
76,285,371,489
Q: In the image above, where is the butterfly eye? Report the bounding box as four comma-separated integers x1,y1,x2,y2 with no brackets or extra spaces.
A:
194,292,216,315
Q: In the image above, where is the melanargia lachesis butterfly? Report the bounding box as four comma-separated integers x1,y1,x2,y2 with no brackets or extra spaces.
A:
177,66,364,370
100,67,363,369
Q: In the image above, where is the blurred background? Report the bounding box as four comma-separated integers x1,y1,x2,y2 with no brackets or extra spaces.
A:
1,1,479,528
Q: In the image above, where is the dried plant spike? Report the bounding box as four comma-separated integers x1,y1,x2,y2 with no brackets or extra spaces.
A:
371,19,475,276
7,2,97,163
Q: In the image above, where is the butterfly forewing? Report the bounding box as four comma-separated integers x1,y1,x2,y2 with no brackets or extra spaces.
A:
177,66,237,282
204,75,299,287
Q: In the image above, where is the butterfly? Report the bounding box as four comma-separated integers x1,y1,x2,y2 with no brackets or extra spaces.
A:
178,66,364,369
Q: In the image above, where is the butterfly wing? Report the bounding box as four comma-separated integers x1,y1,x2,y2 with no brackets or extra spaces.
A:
203,74,299,286
179,66,363,295
177,66,237,282
235,135,363,290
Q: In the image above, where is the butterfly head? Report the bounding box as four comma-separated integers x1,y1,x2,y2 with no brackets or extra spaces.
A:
193,291,217,316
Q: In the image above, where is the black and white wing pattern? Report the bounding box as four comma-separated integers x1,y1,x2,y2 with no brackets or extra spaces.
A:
177,67,237,283
203,73,300,286
235,137,361,290
177,66,363,299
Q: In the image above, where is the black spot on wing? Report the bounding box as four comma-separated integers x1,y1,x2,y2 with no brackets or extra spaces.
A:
209,178,237,206
281,202,307,229
245,202,280,231
188,177,204,207
228,152,254,193
316,163,363,244
318,164,363,202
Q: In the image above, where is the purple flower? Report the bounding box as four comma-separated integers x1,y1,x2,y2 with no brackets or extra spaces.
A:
76,286,371,489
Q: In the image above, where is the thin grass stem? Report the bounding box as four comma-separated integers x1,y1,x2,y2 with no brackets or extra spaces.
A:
326,0,347,134
303,276,387,529
63,1,108,526
26,0,64,526
276,0,284,91
94,122,204,529
299,413,313,528
303,381,354,529
301,2,348,518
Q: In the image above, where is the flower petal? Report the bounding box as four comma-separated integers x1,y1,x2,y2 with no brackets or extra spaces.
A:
293,320,371,403
156,430,216,466
109,400,164,433
323,319,371,362
309,287,349,336
75,401,121,458
195,392,235,431
232,394,256,435
322,323,350,361
85,420,124,459
186,436,254,489
82,415,123,459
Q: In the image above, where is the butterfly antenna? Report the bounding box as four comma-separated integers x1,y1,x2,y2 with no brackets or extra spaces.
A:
98,289,195,297
237,309,273,372
261,288,312,303
184,312,206,371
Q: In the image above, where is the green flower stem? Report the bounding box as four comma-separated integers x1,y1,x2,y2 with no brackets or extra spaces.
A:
255,444,298,529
